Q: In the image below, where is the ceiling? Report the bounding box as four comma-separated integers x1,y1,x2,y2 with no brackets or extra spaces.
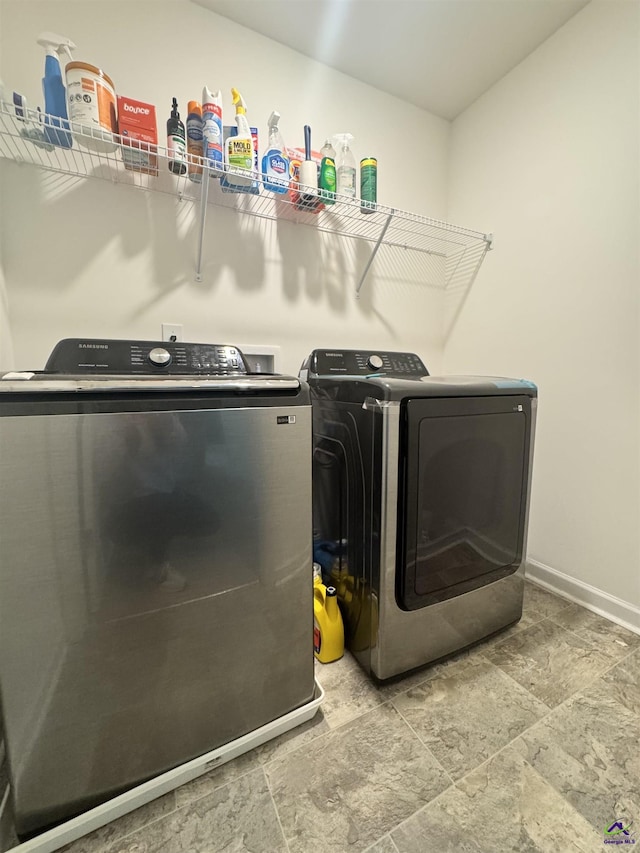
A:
193,0,590,120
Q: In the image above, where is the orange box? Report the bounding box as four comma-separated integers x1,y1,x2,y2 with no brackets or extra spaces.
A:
117,96,158,176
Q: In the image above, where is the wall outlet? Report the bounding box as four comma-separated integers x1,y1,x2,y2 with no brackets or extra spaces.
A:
162,323,183,342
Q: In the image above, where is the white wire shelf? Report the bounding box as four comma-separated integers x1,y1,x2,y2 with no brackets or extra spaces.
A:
0,102,492,291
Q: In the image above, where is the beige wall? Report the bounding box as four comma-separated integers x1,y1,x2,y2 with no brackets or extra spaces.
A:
0,0,450,374
446,1,640,611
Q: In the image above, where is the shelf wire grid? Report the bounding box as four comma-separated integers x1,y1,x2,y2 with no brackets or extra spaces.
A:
0,102,492,289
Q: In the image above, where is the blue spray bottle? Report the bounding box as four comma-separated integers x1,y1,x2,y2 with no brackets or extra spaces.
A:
37,32,75,148
262,111,289,194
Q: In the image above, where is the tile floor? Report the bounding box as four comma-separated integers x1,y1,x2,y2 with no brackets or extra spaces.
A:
41,582,640,851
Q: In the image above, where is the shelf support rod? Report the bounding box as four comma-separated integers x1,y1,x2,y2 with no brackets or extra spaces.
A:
195,170,210,282
355,211,394,297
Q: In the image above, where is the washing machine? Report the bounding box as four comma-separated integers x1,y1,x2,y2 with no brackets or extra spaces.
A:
0,338,315,838
300,348,537,680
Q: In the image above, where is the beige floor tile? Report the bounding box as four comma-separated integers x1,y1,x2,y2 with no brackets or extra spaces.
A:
58,792,177,853
514,688,640,835
594,647,640,715
313,653,385,728
106,769,287,853
484,619,613,707
550,603,640,662
522,581,571,618
265,703,450,853
391,656,547,780
390,747,602,852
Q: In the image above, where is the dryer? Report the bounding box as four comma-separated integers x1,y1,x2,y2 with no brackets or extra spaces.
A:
301,349,537,680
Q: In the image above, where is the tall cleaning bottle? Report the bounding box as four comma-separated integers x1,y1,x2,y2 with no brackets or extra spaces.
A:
186,101,203,183
319,139,336,205
167,97,186,175
202,87,223,177
37,32,75,148
261,111,289,194
224,88,254,188
335,133,356,199
313,583,344,664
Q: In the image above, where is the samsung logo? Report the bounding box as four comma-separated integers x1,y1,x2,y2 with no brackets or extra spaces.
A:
325,352,342,357
79,343,109,349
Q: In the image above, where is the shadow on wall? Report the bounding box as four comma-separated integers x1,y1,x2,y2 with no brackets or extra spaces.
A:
7,162,401,319
6,164,194,296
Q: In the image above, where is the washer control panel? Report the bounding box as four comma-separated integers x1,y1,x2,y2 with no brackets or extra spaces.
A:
307,349,429,378
44,339,249,375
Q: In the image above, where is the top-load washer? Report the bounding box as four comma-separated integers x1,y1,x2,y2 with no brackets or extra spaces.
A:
0,338,315,839
301,348,537,680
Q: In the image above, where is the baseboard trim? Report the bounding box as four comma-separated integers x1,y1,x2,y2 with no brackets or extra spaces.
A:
526,558,640,636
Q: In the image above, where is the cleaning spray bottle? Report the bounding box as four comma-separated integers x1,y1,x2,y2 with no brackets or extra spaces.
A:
335,133,356,199
261,111,289,194
186,101,203,183
167,97,186,175
313,583,344,664
224,88,253,188
319,138,336,205
202,87,223,176
37,32,75,148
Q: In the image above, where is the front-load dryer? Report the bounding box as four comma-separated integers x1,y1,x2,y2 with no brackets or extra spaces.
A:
300,349,537,680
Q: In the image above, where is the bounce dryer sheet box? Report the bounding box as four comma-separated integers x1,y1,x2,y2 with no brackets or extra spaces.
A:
117,96,158,176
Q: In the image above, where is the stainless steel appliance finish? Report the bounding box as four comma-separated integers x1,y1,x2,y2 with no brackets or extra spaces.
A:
303,349,537,681
0,339,314,838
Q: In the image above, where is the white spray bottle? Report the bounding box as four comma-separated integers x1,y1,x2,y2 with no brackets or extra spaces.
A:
335,133,356,198
202,86,223,176
37,32,75,148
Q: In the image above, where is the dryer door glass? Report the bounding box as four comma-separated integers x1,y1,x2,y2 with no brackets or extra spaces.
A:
398,395,531,610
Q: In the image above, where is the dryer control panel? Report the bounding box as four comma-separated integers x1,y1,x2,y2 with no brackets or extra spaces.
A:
305,349,429,378
44,339,249,375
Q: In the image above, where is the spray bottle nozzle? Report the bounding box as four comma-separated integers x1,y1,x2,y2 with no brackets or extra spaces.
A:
37,32,76,57
171,97,180,118
231,88,247,115
334,132,354,150
268,111,281,129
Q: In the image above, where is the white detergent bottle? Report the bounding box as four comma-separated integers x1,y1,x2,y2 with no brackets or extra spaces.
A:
335,133,356,199
224,88,253,188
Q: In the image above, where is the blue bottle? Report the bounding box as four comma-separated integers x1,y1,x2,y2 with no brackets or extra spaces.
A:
37,33,75,148
261,111,289,194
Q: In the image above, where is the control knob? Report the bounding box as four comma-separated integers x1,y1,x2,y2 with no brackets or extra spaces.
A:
367,354,383,370
148,347,171,367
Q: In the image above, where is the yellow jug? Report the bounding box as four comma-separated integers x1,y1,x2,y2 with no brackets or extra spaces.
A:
313,583,344,663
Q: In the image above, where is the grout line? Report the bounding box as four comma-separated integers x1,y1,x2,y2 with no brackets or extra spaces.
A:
477,615,640,713
362,834,402,853
546,611,640,657
390,702,456,790
262,766,293,853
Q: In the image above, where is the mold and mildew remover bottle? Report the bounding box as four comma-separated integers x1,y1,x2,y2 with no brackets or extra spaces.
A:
224,88,254,188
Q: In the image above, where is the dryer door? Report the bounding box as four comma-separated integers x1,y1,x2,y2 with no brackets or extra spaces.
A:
397,395,532,610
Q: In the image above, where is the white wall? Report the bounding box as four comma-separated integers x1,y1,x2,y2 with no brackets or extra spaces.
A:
446,1,640,612
0,0,450,374
0,158,14,370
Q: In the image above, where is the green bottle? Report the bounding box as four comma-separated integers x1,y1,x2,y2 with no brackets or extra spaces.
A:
319,139,337,205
